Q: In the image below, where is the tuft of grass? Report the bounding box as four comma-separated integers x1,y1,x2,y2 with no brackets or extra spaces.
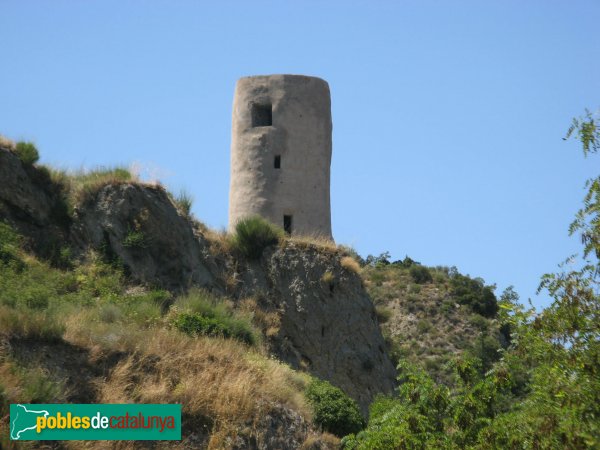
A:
230,216,284,260
321,270,335,285
173,189,194,218
0,306,65,342
122,229,146,249
340,256,361,274
13,141,39,165
285,234,339,254
52,166,136,209
170,289,258,346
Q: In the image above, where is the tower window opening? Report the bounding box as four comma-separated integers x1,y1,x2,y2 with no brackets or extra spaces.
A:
283,215,293,235
274,155,281,169
251,103,272,127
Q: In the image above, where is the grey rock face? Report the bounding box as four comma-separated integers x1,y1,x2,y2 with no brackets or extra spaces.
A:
0,147,69,257
234,244,397,414
229,75,333,240
70,183,214,291
232,403,333,450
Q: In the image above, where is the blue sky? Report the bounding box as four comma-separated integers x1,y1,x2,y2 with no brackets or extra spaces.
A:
1,1,598,308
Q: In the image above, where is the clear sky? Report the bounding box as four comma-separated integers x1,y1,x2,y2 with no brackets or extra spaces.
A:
1,1,598,308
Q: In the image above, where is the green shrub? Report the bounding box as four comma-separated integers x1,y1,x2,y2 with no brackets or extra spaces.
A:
305,378,365,437
172,312,255,345
375,305,392,324
230,216,283,259
172,289,257,345
122,230,146,248
14,141,39,165
450,273,498,317
409,264,432,284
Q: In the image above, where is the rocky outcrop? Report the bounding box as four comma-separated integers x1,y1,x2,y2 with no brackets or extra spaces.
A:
70,183,215,291
233,245,397,414
0,147,69,259
0,145,396,414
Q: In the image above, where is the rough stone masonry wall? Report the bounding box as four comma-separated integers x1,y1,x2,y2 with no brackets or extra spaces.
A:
228,74,333,240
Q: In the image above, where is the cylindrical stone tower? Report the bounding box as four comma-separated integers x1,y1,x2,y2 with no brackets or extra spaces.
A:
228,74,333,240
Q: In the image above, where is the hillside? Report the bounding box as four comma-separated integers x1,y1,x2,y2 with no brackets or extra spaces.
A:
361,255,507,386
0,139,394,448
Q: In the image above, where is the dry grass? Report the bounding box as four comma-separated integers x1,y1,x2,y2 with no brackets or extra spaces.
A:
301,432,340,449
239,297,281,337
0,305,65,342
321,270,335,285
87,329,311,448
48,166,140,209
340,256,361,274
61,306,313,442
284,234,339,254
0,134,16,150
203,227,234,256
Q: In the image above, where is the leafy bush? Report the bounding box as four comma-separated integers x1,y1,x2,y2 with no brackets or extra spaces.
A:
305,378,365,437
365,251,390,267
172,312,255,345
122,230,146,248
172,289,257,345
14,141,39,165
409,264,432,284
450,273,498,317
230,216,283,259
392,255,419,267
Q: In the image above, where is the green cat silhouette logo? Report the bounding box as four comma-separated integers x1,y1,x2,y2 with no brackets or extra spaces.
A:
10,404,49,440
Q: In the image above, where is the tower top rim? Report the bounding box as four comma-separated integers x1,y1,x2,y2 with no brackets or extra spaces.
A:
236,74,329,85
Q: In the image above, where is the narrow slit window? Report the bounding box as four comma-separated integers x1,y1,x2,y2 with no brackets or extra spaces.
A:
274,155,281,169
251,103,272,127
283,215,292,235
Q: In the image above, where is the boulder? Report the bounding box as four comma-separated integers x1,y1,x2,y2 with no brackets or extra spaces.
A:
70,183,214,291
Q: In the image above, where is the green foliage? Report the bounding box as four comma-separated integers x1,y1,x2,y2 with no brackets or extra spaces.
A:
172,312,253,345
122,229,146,248
393,255,419,268
174,189,194,218
450,273,498,317
409,264,432,284
375,305,392,324
346,111,600,448
230,216,283,259
54,166,135,209
171,289,257,345
305,378,365,437
0,221,24,268
343,363,453,449
365,251,391,267
14,141,39,165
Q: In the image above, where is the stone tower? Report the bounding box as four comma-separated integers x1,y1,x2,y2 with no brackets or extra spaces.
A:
228,74,333,240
